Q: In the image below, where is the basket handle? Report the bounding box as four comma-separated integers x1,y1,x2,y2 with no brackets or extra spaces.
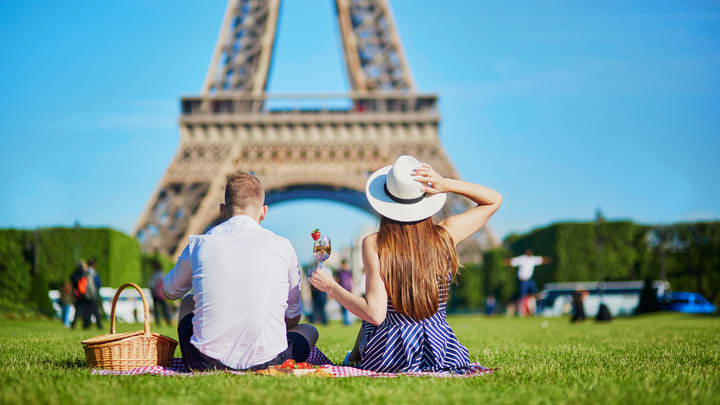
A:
110,282,151,336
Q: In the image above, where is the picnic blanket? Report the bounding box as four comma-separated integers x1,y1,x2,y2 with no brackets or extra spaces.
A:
91,347,494,378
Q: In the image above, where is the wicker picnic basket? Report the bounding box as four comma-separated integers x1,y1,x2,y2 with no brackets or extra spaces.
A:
81,282,178,371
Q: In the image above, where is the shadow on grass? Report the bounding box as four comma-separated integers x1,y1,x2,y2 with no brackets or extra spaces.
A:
46,357,87,370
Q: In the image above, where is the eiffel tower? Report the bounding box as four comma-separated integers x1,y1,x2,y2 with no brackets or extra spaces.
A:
135,0,497,262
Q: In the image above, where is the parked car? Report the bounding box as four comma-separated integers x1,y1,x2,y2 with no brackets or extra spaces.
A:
663,292,716,314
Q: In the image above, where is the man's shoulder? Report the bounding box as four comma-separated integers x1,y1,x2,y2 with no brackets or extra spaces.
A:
203,219,231,235
252,228,300,267
258,228,296,254
186,223,297,259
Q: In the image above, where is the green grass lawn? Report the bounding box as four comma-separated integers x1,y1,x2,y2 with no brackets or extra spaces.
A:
0,313,718,404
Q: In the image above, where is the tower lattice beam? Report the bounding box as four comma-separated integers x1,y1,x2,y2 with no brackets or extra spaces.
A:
336,0,415,91
202,0,281,94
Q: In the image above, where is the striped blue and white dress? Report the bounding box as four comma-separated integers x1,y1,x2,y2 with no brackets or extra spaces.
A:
357,287,470,374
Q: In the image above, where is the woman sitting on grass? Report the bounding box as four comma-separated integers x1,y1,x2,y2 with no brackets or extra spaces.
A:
309,155,501,373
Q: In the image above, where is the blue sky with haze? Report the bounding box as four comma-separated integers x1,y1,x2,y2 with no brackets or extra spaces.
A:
1,1,719,263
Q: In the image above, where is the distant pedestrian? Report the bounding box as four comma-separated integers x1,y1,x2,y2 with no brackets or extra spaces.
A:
571,290,587,322
59,281,74,328
309,266,330,325
71,261,91,329
149,260,172,325
596,303,612,322
506,249,551,300
310,288,328,325
636,278,659,314
86,259,103,329
520,294,536,317
485,295,496,315
336,259,353,325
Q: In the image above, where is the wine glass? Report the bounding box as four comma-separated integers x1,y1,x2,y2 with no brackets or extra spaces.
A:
313,236,332,263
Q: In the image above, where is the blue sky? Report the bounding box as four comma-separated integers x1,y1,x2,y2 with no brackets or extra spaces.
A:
1,1,719,263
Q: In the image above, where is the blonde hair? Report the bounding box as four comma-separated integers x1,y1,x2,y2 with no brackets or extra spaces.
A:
376,216,459,320
224,173,265,212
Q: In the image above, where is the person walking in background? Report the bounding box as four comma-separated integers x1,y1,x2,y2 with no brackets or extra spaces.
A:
636,278,659,314
149,260,172,325
86,258,103,329
505,250,550,317
310,267,329,325
59,280,74,328
506,249,550,308
70,260,91,329
336,259,353,325
571,290,588,322
484,295,496,316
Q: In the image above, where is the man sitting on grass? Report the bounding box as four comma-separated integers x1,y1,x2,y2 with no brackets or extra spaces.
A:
163,173,318,371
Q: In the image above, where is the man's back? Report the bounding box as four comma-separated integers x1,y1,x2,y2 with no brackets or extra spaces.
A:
164,215,301,369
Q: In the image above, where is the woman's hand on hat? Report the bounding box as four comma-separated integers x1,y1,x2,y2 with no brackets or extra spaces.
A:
413,163,448,194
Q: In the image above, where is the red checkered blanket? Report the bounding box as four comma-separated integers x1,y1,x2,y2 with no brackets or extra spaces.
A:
91,347,494,378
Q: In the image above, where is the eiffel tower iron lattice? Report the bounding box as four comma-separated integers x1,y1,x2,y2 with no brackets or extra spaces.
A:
135,0,498,263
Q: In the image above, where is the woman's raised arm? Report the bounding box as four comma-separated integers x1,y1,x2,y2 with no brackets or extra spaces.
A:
413,163,502,246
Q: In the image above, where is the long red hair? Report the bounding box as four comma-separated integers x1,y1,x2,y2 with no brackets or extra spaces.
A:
376,216,459,320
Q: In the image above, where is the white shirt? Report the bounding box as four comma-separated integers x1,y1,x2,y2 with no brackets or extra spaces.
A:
163,215,302,370
510,254,544,281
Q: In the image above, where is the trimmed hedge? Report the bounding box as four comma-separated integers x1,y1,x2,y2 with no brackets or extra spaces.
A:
140,251,176,285
449,248,515,313
506,221,649,288
644,222,720,306
448,220,720,312
506,220,720,307
107,229,144,287
0,227,144,314
33,227,142,289
0,230,34,312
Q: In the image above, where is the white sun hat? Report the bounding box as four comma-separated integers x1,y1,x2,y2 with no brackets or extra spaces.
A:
365,155,447,222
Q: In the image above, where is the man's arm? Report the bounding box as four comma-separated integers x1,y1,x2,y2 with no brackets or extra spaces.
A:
507,256,521,267
531,255,549,266
163,245,192,300
284,246,303,328
285,314,300,329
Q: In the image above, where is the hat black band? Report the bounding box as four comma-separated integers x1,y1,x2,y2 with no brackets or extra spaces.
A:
384,182,426,204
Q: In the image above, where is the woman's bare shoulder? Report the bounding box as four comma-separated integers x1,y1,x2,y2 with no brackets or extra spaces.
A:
362,233,378,250
436,223,457,246
361,233,381,274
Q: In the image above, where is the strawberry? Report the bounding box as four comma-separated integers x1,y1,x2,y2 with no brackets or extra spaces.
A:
311,228,321,241
280,359,296,369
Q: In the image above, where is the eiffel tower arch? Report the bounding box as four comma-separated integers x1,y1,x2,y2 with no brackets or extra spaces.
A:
134,0,498,263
